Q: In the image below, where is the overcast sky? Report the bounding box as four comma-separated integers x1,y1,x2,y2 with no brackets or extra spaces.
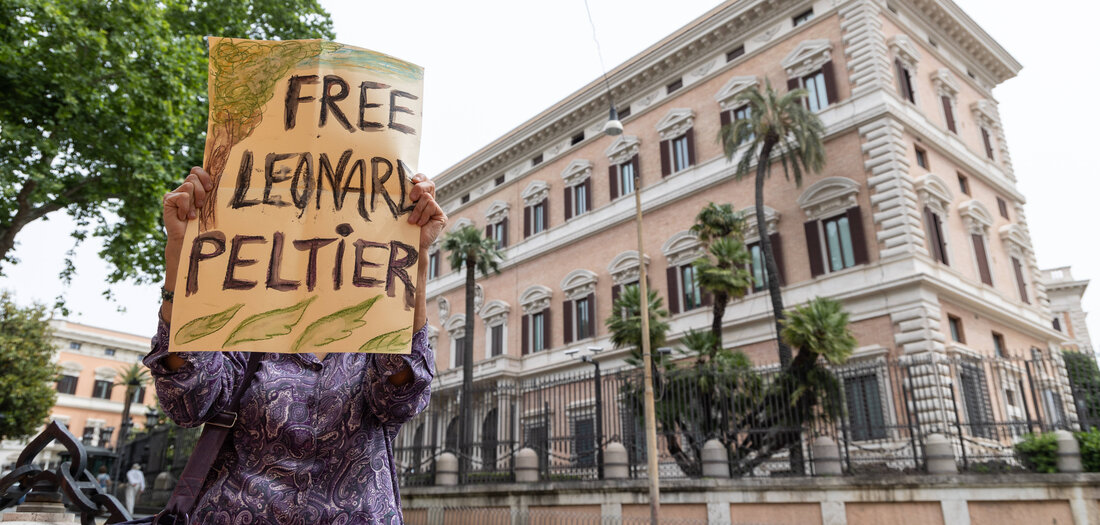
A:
2,0,1096,349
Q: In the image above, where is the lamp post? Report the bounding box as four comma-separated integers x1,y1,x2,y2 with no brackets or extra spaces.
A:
567,346,605,479
145,406,160,430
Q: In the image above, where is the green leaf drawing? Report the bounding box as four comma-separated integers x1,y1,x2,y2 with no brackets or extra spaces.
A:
223,296,317,348
358,327,412,353
174,304,244,345
291,296,382,353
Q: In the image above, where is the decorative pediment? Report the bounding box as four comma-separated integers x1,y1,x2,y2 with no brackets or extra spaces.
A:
662,230,704,267
888,35,921,69
59,361,83,374
450,217,474,232
605,135,641,165
781,39,833,78
561,159,593,187
714,76,760,110
444,314,466,336
521,180,550,206
560,269,598,300
519,285,553,314
608,250,650,285
999,224,1031,257
480,300,511,325
739,205,780,241
958,199,993,234
931,68,959,97
655,108,695,140
485,200,510,224
94,366,116,380
915,174,954,215
971,100,998,128
797,177,861,220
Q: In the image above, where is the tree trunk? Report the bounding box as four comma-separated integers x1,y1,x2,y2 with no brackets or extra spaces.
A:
710,291,728,361
458,256,476,477
754,138,790,367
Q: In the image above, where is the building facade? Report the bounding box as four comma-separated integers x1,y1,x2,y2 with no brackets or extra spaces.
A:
409,0,1081,476
0,320,151,469
1042,266,1093,355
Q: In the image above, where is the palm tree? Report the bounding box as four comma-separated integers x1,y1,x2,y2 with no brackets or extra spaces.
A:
690,203,752,360
719,80,826,367
441,224,503,474
606,285,670,367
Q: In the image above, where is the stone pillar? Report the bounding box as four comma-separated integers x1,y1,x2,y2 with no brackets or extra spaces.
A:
701,439,730,478
604,442,629,480
1055,429,1082,473
812,436,842,476
434,452,458,486
924,433,958,474
2,491,79,524
514,447,539,482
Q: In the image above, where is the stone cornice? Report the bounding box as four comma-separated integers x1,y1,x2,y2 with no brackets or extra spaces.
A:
907,0,1021,84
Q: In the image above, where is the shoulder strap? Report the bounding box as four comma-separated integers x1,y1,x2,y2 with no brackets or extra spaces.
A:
156,352,264,523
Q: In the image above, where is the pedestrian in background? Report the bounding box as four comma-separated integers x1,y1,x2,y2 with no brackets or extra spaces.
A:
125,464,145,514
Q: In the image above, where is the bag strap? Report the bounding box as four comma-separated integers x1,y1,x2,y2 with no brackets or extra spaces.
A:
155,351,264,523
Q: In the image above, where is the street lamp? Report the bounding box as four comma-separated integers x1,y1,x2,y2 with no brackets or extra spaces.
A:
566,346,605,479
145,406,160,430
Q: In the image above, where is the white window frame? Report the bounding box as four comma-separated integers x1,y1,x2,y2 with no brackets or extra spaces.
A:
444,314,466,369
889,35,921,106
521,180,550,235
561,269,598,343
931,68,960,134
916,173,954,264
520,285,553,354
480,300,510,359
959,199,995,286
561,159,592,219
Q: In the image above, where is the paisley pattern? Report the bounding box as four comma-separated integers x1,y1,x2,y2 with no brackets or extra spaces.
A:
145,319,434,524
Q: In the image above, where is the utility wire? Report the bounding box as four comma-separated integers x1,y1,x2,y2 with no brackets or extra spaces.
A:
583,0,615,106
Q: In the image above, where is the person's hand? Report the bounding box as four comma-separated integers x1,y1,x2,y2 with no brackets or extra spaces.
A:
406,173,446,251
163,167,213,245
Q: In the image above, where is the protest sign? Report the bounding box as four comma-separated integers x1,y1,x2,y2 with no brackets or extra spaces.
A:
169,37,423,354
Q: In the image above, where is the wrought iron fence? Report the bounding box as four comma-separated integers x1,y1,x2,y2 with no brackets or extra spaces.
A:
396,351,1092,483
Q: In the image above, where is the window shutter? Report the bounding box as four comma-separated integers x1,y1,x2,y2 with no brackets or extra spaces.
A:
1012,257,1029,304
660,139,671,177
542,308,551,349
822,60,838,104
584,179,592,211
541,198,549,229
981,128,994,160
524,206,532,237
894,58,907,99
769,232,786,286
611,284,621,306
502,217,509,247
805,220,825,277
586,292,596,339
564,186,573,221
666,266,681,314
933,212,948,265
972,234,992,285
686,127,696,167
846,206,869,265
942,96,957,133
563,300,574,344
720,109,731,129
522,314,530,355
485,224,492,239
787,77,800,92
609,165,619,200
924,207,943,263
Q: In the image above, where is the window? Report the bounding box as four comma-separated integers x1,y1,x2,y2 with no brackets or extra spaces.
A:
803,69,829,112
564,180,591,220
92,380,113,400
822,214,857,272
980,127,995,160
783,41,837,112
746,234,785,292
530,201,547,233
132,386,146,404
957,173,970,195
1012,256,1030,304
993,332,1006,358
941,95,957,133
529,311,546,353
1053,316,1062,332
520,285,552,355
666,78,683,94
666,262,706,314
522,181,550,238
495,174,505,186
799,179,867,277
618,159,635,196
959,362,995,439
672,135,690,172
69,342,82,350
895,58,915,103
948,315,965,343
971,233,993,285
572,415,596,468
487,220,507,249
660,131,695,177
490,325,504,357
792,8,814,26
104,348,116,357
845,373,886,440
532,153,543,166
571,132,585,145
915,146,928,169
454,336,466,367
924,207,949,265
606,135,641,201
726,45,745,62
996,197,1009,219
563,293,595,344
460,193,470,204
428,252,439,280
56,375,78,395
618,106,631,119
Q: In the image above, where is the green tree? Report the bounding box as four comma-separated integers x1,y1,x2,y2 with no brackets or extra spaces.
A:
1063,351,1100,428
0,292,58,440
606,284,671,367
441,225,503,473
0,0,333,286
719,81,826,367
690,203,752,359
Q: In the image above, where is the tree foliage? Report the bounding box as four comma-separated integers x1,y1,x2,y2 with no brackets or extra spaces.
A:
0,292,57,440
0,0,334,287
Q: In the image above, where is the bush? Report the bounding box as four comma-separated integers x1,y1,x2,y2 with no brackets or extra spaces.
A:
1076,428,1100,472
1015,432,1058,473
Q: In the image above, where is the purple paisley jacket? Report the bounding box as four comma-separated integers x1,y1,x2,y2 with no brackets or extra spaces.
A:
144,319,434,524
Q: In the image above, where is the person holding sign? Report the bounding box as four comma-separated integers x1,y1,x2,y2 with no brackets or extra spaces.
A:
143,165,445,523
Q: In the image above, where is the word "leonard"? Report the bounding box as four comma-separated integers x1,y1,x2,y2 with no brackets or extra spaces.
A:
185,223,418,309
